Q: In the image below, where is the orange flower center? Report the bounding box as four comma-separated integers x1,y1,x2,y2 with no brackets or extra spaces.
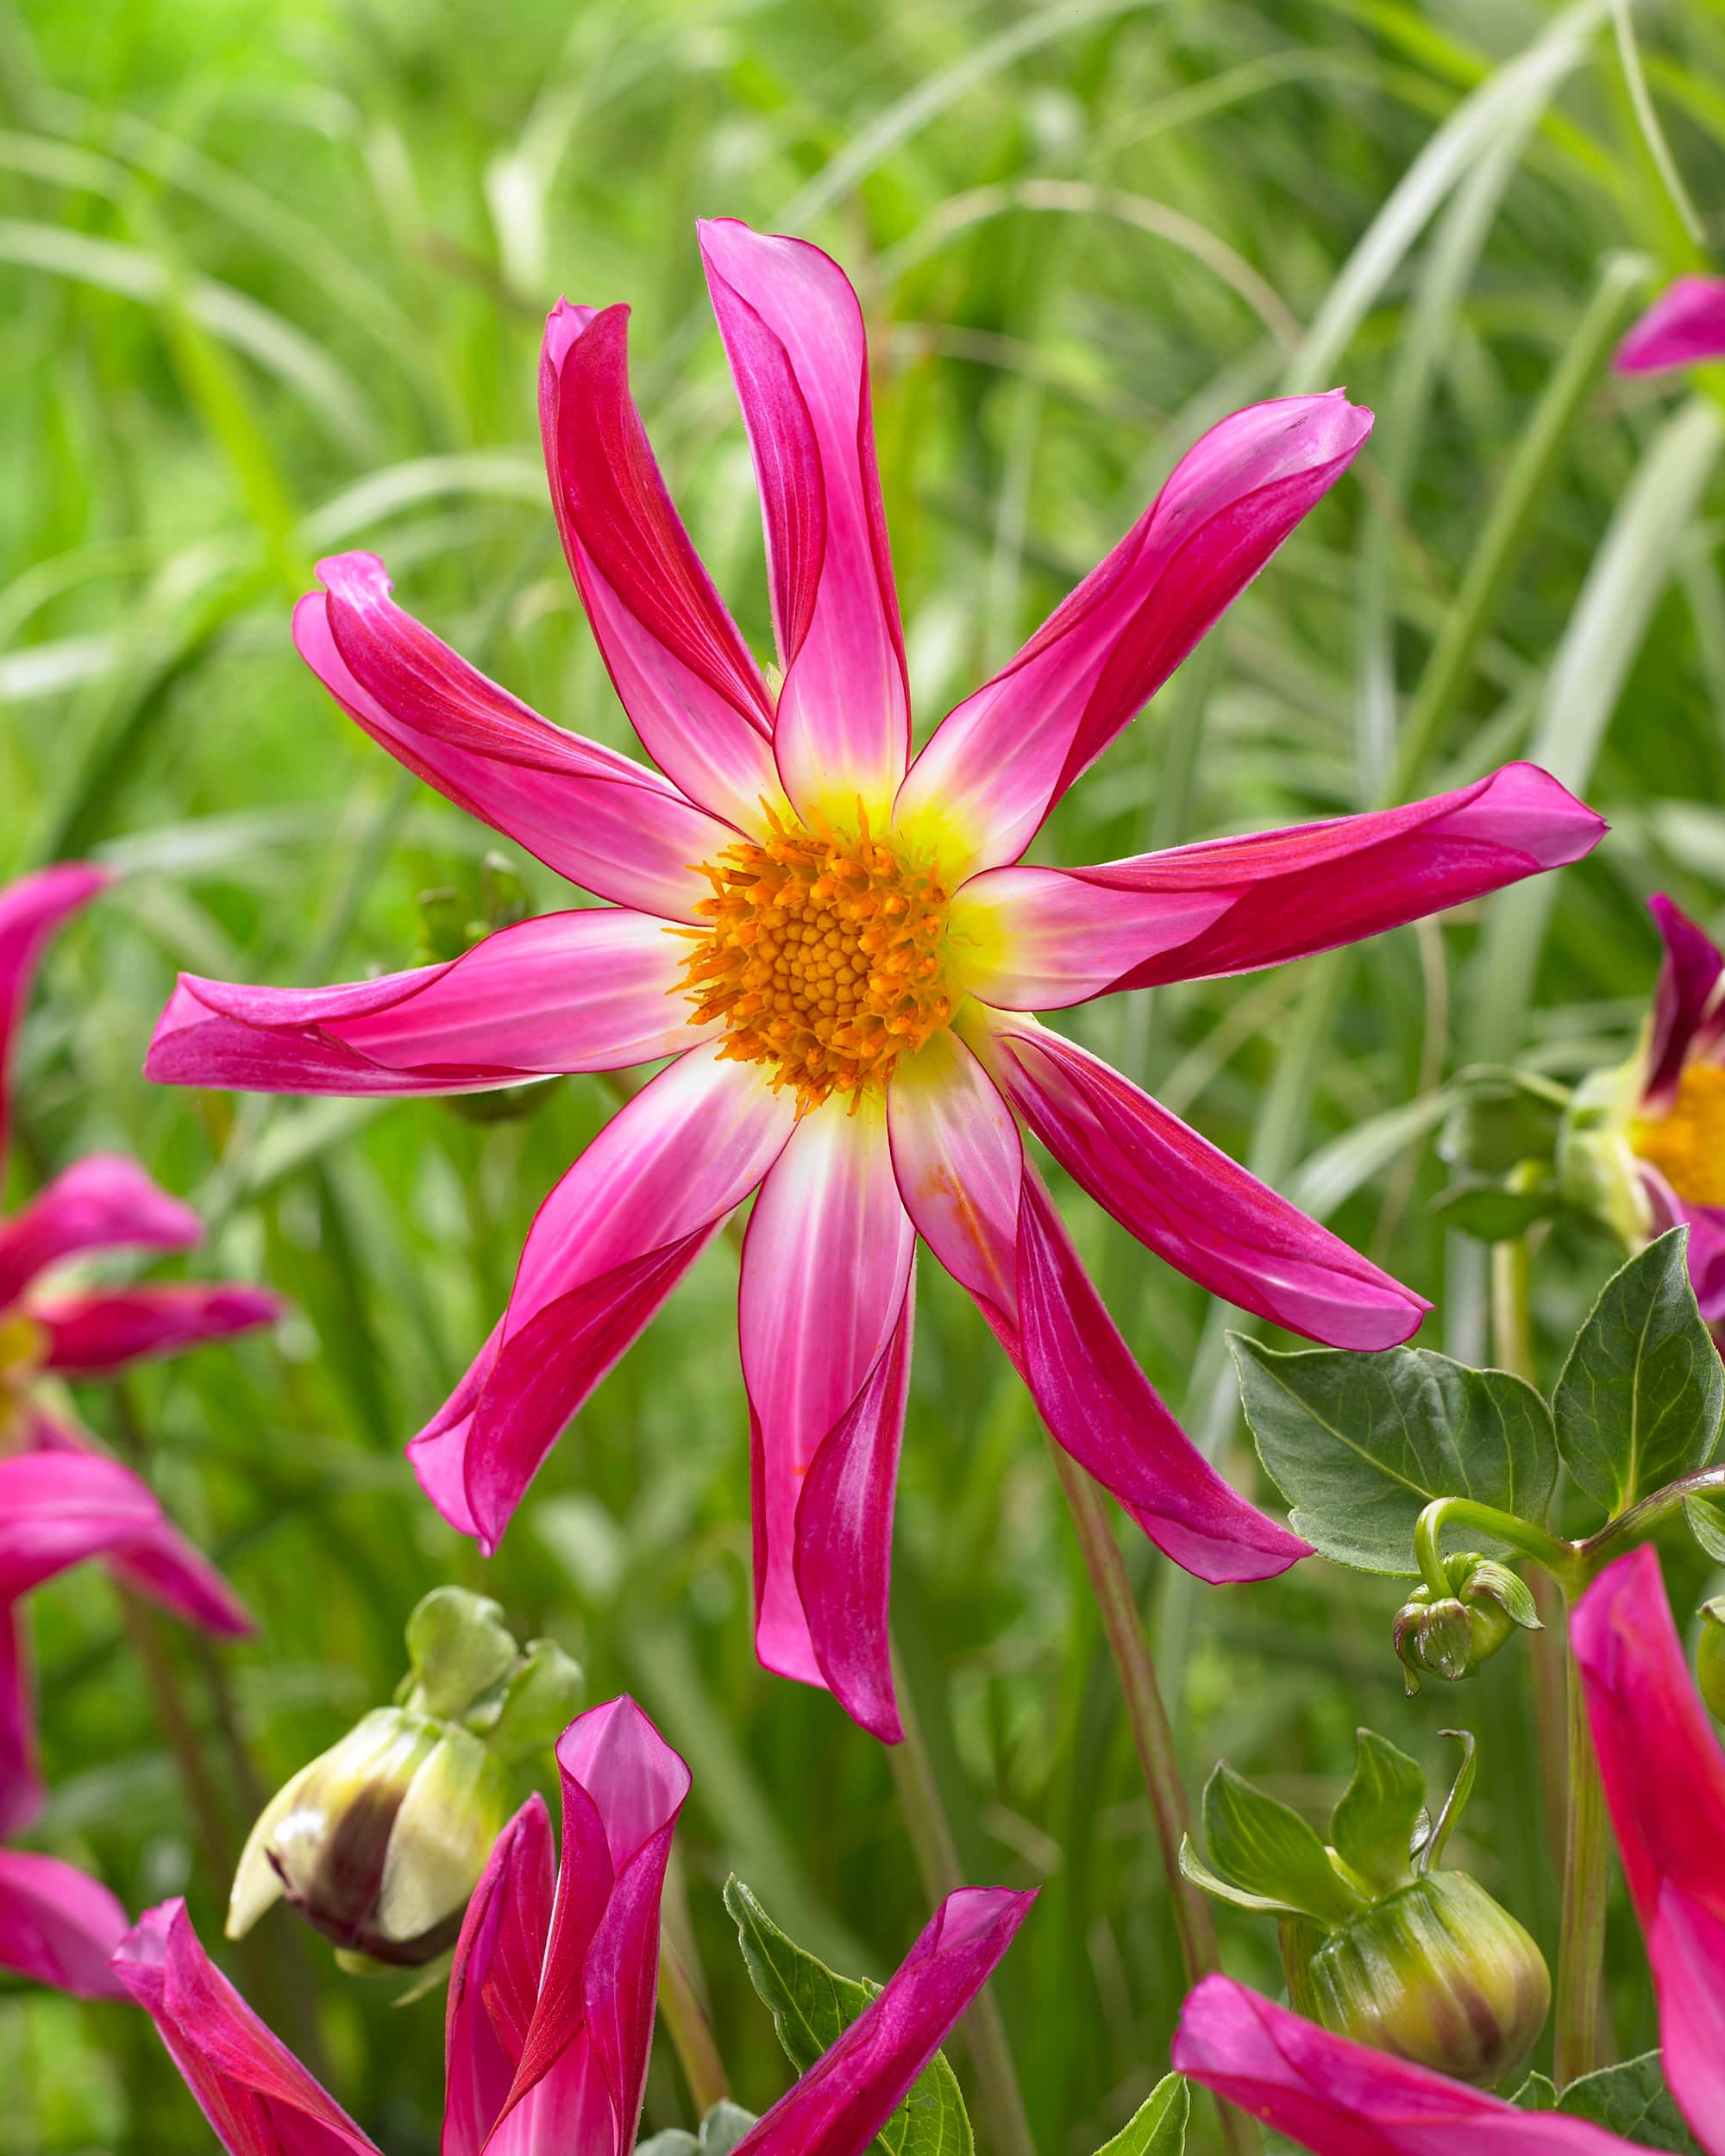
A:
680,806,952,1113
1632,1061,1725,1207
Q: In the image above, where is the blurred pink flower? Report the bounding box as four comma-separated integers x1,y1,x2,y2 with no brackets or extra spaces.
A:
1615,276,1725,375
115,1694,1034,2156
0,862,266,1991
147,220,1603,1739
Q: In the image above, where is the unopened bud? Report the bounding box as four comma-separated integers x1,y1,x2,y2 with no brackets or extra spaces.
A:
1393,1555,1540,1695
1698,1600,1725,1723
1307,1871,1550,2088
229,1707,508,1968
1557,1065,1653,1250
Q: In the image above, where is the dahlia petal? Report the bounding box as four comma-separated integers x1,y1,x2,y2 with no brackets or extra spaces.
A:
0,1849,129,1999
1615,276,1725,377
739,1100,915,1720
1573,1547,1725,2156
950,763,1606,1006
443,1795,556,2156
0,1154,202,1310
0,862,110,1169
730,1887,1037,2156
147,911,706,1098
1172,1976,1638,2156
539,302,784,830
408,1044,795,1552
894,395,1372,876
885,1029,1022,1329
988,1022,1427,1350
0,1606,40,1839
35,1283,281,1374
699,219,911,827
0,1449,250,1638
1013,1173,1310,1583
493,1700,690,2155
1685,1206,1725,1328
298,555,729,921
113,1899,383,2156
1644,894,1725,1112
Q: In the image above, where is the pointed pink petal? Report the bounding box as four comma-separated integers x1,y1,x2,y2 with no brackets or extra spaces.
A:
298,555,731,921
35,1283,280,1374
989,1023,1427,1349
0,1849,129,1999
950,763,1606,1006
0,1449,250,1638
740,1103,915,1731
1173,1976,1638,2156
1644,894,1725,1111
886,1028,1022,1329
147,910,707,1098
409,1044,795,1551
731,1887,1037,2156
489,1700,690,2156
114,1899,382,2156
442,1794,556,2156
0,1607,41,1839
1013,1172,1310,1583
896,395,1371,876
1616,276,1725,376
539,302,783,830
698,219,911,826
0,863,110,1169
1573,1547,1725,2155
0,1154,202,1308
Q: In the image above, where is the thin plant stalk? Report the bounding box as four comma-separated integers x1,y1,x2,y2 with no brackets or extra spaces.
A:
887,1642,1038,2156
656,1929,730,2119
1552,1640,1611,2086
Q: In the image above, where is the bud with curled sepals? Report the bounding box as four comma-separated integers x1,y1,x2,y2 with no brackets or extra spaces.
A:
1180,1728,1549,2089
229,1587,582,1971
1697,1598,1725,1723
1391,1551,1542,1697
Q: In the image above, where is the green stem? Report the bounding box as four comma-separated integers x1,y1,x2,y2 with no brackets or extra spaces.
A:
1552,1621,1611,2086
656,1929,730,2118
1578,1463,1725,1568
1412,1497,1580,1601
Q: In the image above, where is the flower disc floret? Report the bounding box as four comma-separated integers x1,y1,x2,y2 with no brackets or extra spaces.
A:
1633,1061,1725,1206
680,805,952,1113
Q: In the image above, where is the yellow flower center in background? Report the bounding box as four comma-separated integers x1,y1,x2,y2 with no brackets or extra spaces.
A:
1632,1061,1725,1207
681,806,951,1113
0,1310,45,1388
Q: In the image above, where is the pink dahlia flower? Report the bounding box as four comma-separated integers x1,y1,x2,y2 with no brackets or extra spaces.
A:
1615,275,1725,376
115,1694,1034,2156
145,219,1604,1739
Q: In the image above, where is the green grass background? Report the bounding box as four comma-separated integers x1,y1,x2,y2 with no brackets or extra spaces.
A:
2,0,1722,2147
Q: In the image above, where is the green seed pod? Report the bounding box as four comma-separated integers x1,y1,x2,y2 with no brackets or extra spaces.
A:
1306,1871,1550,2089
228,1707,509,1968
1697,1600,1725,1723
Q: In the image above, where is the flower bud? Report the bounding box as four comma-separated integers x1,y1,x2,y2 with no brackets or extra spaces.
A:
1305,1871,1550,2088
1697,1600,1725,1723
1392,1555,1540,1695
229,1707,509,1968
1557,1064,1653,1250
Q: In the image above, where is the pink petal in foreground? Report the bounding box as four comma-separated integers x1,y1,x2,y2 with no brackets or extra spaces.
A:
951,763,1606,1008
988,1022,1427,1350
1173,1975,1639,2156
1615,276,1725,377
1644,894,1725,1112
739,1102,915,1739
147,910,706,1098
298,555,731,922
895,395,1372,877
0,1606,41,1839
0,1154,201,1311
113,1899,383,2156
731,1887,1037,2156
1572,1546,1725,2156
0,862,111,1169
0,1848,129,1999
442,1794,556,2156
540,301,783,831
409,1044,796,1552
699,218,911,827
35,1282,280,1375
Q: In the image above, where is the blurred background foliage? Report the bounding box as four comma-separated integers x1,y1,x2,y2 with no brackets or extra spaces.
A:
1,0,1723,2147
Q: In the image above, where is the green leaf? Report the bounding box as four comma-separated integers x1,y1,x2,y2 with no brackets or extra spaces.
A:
699,2103,760,2154
724,1878,972,2156
1201,1765,1364,1927
1232,1337,1558,1574
1329,1731,1425,1896
1687,1494,1725,1564
1558,2053,1702,2153
1552,1231,1725,1517
1091,2073,1189,2156
1514,2073,1559,2111
637,2139,701,2156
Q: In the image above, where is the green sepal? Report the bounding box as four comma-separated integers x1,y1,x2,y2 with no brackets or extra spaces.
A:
1178,1836,1314,1924
1090,2073,1188,2156
1686,1494,1725,1563
402,1588,518,1723
1199,1764,1365,1928
482,1639,585,1762
1329,1730,1425,1896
